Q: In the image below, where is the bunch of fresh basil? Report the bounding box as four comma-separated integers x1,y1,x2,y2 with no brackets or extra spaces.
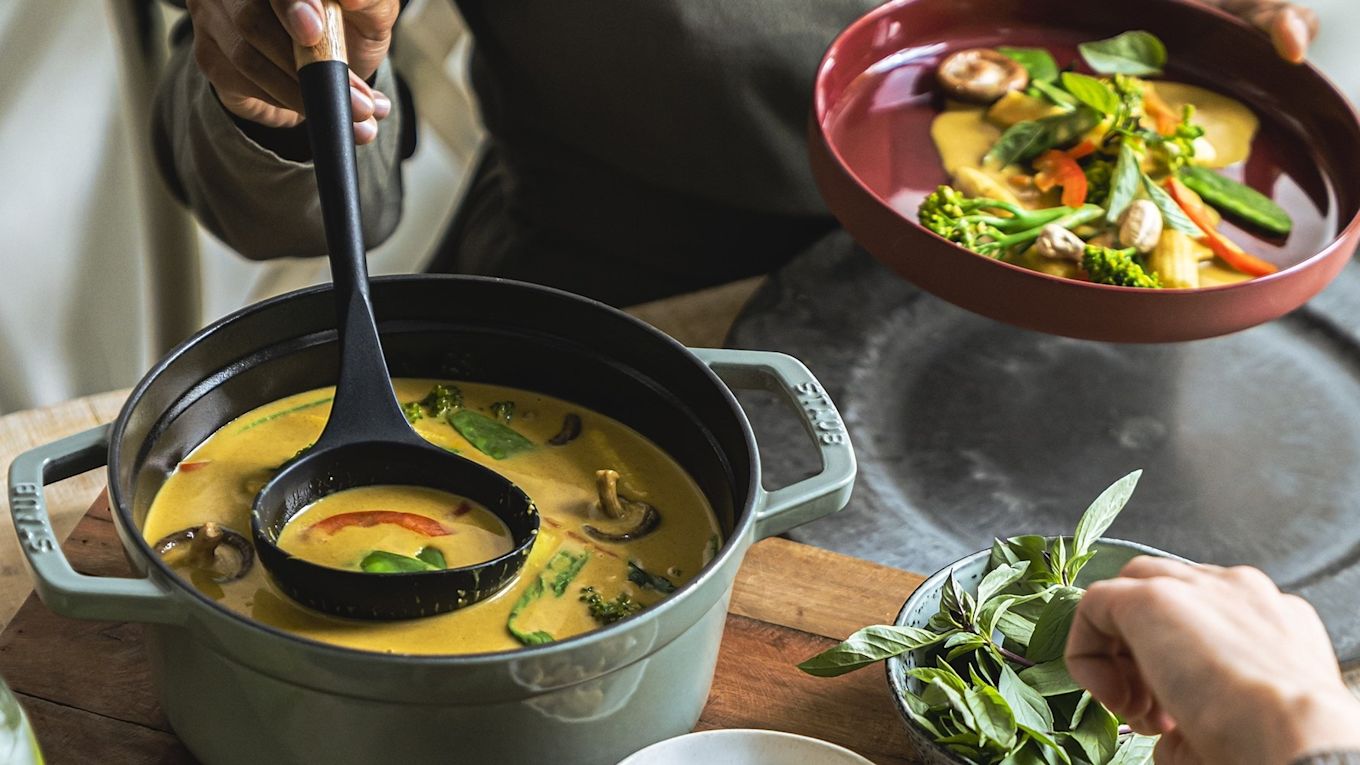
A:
985,31,1167,168
798,471,1157,765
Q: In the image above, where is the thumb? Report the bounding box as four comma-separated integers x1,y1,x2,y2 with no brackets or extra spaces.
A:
271,0,326,48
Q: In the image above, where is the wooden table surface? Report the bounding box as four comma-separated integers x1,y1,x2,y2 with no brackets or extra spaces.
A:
0,493,925,764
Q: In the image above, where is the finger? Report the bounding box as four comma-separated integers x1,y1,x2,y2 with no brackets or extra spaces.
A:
347,71,377,122
229,0,301,78
1118,556,1199,582
1270,5,1318,63
196,31,294,113
355,115,378,145
270,0,325,47
196,2,305,112
371,89,391,120
1154,728,1203,765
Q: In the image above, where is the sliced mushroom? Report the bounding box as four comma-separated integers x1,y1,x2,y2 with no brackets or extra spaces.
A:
937,48,1029,103
548,413,583,446
154,522,254,582
584,469,661,543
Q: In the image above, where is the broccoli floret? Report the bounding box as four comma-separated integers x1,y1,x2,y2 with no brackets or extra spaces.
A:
490,400,515,423
579,586,641,625
401,401,424,423
918,185,1105,260
1083,159,1114,205
1082,245,1161,288
419,384,463,418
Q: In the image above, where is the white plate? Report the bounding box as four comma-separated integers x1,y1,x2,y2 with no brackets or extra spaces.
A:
617,729,875,765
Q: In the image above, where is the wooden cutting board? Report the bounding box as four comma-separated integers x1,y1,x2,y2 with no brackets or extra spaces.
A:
0,493,925,764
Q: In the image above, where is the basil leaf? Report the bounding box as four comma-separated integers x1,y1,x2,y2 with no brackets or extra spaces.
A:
996,610,1037,648
546,549,590,596
359,550,437,573
1017,725,1073,765
964,686,1018,750
1019,659,1082,697
627,560,677,593
998,664,1054,733
1109,733,1159,765
1072,470,1142,558
1069,690,1093,729
1178,165,1292,235
448,410,535,459
978,562,1029,606
798,624,947,677
415,546,446,569
1030,79,1078,108
902,693,945,737
1069,699,1119,764
999,46,1060,82
986,109,1099,167
1078,31,1167,76
1105,141,1142,223
1003,534,1052,583
1026,586,1083,663
1060,72,1119,116
1143,172,1203,236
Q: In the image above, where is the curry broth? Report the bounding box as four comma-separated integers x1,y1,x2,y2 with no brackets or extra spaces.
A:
143,379,722,655
276,486,513,572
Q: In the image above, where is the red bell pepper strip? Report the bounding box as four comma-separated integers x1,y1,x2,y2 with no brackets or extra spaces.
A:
1034,149,1088,207
1064,140,1098,160
1163,177,1279,276
177,460,213,473
308,511,451,538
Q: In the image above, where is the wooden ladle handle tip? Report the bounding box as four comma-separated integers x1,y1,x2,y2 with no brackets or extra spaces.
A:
294,0,347,69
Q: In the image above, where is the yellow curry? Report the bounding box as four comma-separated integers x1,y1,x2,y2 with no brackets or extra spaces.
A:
143,379,722,655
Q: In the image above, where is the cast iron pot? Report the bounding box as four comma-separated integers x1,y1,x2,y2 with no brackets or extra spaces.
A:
7,276,857,765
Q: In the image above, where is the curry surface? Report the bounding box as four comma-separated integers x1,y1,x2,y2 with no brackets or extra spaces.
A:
143,379,721,655
276,486,512,572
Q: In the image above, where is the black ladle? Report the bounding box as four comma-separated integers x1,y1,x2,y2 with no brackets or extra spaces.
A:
250,2,538,620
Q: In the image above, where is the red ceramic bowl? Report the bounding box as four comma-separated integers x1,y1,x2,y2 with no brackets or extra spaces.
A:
811,0,1360,342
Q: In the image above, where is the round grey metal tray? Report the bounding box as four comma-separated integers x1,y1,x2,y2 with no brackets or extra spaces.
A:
729,230,1360,664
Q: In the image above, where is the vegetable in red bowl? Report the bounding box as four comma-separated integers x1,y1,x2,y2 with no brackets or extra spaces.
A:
810,0,1360,342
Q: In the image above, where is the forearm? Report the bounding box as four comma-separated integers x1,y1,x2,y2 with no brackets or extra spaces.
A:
151,23,406,261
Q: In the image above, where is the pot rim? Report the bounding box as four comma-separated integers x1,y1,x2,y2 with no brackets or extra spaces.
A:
107,274,763,666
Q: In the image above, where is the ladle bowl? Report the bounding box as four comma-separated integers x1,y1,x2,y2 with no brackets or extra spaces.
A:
252,440,538,619
810,0,1360,343
249,0,535,617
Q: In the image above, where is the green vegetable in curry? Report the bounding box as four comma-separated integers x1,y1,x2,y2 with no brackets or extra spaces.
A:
449,410,535,460
360,550,439,573
579,586,642,625
506,549,592,645
919,185,1104,260
419,384,463,418
1178,165,1292,235
627,560,677,594
1081,245,1161,288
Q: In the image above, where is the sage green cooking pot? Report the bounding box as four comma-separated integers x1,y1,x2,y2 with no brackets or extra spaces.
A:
8,277,856,764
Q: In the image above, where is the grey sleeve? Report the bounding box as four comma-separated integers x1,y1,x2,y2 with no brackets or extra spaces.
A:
1293,752,1360,765
151,26,405,261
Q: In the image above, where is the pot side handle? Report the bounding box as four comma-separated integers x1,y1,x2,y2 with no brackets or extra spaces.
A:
8,425,181,624
690,348,856,539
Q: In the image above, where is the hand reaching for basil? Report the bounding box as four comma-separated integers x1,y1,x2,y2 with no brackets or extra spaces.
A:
1068,557,1360,764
